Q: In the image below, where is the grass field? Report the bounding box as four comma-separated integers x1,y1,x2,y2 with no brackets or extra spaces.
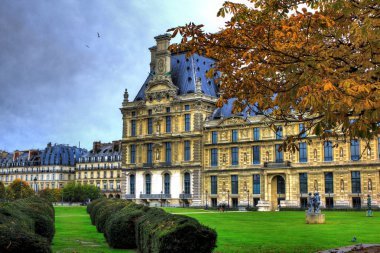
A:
52,206,380,253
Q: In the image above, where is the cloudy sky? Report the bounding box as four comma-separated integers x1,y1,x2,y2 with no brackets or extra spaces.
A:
0,0,229,151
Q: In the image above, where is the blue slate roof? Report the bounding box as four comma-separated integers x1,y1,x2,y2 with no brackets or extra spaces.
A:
210,98,257,120
134,53,219,101
0,144,87,167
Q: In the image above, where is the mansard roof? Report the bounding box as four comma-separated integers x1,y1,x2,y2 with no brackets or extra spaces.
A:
0,143,87,167
134,53,219,101
209,98,257,120
82,143,121,159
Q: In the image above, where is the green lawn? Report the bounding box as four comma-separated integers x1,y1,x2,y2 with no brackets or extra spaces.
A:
52,206,134,253
52,206,380,253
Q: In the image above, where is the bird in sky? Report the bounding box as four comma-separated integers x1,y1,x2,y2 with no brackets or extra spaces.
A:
97,32,100,38
85,45,90,48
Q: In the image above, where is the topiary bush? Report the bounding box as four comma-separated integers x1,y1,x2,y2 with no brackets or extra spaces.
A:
90,199,111,225
86,198,105,214
0,223,51,253
0,196,54,252
95,199,129,233
136,209,217,253
12,197,55,242
104,203,150,249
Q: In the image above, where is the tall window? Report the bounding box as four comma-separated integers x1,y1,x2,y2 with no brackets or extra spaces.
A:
211,149,218,166
185,114,191,131
129,175,136,194
184,141,190,161
231,147,239,165
299,173,308,194
212,131,218,144
145,174,151,194
299,123,306,138
147,143,153,164
231,175,238,194
164,173,170,194
351,171,361,193
147,118,153,134
130,144,136,163
324,141,333,161
185,105,190,111
184,173,191,194
253,128,260,141
276,126,283,139
324,172,333,193
253,174,260,194
211,176,218,194
277,176,285,194
166,116,171,133
275,144,283,163
165,142,171,163
299,142,308,162
252,146,260,164
378,137,380,159
232,130,238,143
350,139,360,161
131,120,136,136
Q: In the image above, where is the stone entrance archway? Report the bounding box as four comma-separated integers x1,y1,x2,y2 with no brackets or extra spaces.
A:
270,175,286,210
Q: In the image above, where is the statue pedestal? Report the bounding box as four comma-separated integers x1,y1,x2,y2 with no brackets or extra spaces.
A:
257,201,271,211
306,213,325,224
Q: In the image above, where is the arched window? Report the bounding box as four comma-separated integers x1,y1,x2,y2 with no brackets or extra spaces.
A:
130,174,135,194
184,173,191,194
164,173,170,194
145,174,151,194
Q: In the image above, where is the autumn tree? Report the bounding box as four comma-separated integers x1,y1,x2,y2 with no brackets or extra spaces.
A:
0,181,5,200
169,0,380,151
7,179,34,200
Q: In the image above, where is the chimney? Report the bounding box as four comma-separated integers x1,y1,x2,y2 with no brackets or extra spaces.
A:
28,150,38,160
13,151,20,161
149,46,157,71
112,140,121,152
153,34,171,77
93,141,101,153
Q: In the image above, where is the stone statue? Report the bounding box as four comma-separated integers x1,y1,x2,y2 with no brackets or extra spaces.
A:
124,89,129,102
367,195,373,217
307,192,321,214
155,149,160,160
368,179,372,191
306,191,325,224
307,193,314,213
313,192,321,214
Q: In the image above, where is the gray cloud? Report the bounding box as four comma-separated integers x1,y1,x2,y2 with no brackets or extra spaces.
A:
0,0,226,151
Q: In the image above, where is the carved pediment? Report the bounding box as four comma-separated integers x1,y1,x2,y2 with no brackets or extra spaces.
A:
145,77,178,101
219,117,249,126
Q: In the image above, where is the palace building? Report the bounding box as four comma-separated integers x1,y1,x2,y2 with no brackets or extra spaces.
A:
121,34,380,210
1,34,379,211
75,141,123,198
0,143,85,190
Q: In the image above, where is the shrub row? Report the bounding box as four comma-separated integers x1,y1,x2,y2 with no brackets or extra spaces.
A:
88,199,217,253
0,196,55,253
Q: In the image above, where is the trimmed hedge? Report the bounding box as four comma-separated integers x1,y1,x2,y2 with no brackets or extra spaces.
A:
136,209,217,253
87,200,217,253
86,198,105,214
95,200,128,233
12,197,55,242
104,203,150,248
0,196,54,252
0,223,51,253
90,199,111,225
